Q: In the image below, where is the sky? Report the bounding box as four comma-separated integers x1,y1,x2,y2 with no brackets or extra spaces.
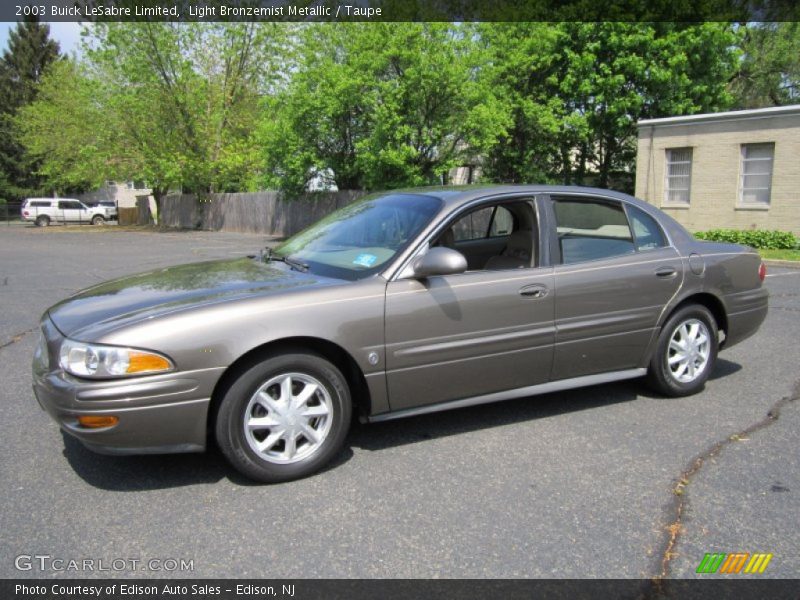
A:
0,21,83,56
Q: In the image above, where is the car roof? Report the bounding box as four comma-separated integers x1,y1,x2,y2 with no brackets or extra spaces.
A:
380,184,695,247
385,184,650,211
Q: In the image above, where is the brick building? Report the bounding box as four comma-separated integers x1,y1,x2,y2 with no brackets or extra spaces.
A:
635,105,800,235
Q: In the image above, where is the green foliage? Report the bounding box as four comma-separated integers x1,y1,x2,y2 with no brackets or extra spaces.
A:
480,23,739,189
260,23,508,194
758,248,800,262
730,23,800,108
0,18,61,201
694,229,798,250
17,60,108,192
18,22,285,205
14,22,752,199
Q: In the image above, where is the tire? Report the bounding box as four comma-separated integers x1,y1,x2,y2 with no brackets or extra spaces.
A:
35,215,50,227
215,352,352,483
646,304,718,397
91,215,105,226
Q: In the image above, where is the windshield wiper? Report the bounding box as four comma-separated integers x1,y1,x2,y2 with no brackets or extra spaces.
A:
260,248,309,272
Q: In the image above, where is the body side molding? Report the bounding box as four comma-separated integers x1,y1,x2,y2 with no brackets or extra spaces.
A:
368,368,647,422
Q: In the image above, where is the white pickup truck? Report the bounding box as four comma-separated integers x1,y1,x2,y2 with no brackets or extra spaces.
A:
21,198,116,226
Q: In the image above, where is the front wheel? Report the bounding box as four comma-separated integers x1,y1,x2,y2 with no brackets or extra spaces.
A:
215,352,352,483
646,304,718,397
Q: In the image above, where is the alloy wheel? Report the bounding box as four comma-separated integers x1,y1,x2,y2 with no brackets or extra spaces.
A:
243,372,333,464
666,318,711,384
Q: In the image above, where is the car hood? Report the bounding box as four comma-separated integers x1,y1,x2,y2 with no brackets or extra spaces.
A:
47,258,340,339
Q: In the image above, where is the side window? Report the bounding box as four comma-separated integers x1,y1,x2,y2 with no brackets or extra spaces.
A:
57,201,70,210
489,206,513,237
452,206,494,241
452,205,516,241
553,197,636,265
627,205,666,251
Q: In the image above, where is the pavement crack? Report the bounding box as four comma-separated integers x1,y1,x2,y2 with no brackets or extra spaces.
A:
0,328,35,351
650,380,800,590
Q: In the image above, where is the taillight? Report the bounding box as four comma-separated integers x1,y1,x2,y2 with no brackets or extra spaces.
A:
22,210,29,216
758,262,766,282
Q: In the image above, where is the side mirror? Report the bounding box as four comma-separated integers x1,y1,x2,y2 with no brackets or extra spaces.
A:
412,247,468,278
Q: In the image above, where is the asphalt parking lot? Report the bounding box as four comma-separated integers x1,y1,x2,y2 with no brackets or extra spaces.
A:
1,224,798,580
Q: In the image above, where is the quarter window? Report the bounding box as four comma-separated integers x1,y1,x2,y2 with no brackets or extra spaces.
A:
552,197,636,265
740,143,774,205
664,147,692,205
627,205,666,251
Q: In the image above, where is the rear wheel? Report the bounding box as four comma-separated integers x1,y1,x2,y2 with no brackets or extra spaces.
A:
215,352,352,483
646,304,718,397
35,215,50,227
91,215,105,225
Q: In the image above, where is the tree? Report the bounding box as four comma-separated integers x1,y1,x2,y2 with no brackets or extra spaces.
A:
730,22,800,108
0,18,60,201
18,22,285,215
16,60,110,193
481,23,739,190
475,23,565,184
261,23,508,193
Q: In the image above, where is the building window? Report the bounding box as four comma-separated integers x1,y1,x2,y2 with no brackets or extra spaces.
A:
740,143,774,205
664,148,693,205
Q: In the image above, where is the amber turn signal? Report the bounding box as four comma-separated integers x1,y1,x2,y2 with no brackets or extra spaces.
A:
127,352,172,374
77,415,119,429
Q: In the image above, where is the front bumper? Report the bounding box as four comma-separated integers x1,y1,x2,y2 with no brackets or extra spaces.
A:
33,317,225,455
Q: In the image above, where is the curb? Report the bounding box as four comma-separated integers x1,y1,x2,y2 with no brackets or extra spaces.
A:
763,259,800,269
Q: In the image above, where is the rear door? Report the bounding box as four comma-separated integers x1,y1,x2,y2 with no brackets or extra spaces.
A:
384,196,555,411
547,194,683,380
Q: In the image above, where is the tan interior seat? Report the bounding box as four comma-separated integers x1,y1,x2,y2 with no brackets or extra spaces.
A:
484,230,534,270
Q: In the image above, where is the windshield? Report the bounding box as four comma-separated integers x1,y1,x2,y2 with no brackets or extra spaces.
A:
274,193,442,280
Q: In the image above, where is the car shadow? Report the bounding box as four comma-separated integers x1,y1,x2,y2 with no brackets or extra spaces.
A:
62,359,743,490
351,358,743,452
61,432,355,491
708,357,742,380
350,379,642,452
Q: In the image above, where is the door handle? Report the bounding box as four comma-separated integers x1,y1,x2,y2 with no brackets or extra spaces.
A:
519,285,548,298
655,266,677,278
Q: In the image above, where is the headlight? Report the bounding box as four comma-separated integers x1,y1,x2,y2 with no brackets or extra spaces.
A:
59,339,174,379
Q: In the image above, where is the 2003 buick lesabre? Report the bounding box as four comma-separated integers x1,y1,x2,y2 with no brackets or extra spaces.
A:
33,186,768,482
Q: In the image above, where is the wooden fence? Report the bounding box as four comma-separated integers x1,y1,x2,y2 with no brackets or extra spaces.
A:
159,191,367,237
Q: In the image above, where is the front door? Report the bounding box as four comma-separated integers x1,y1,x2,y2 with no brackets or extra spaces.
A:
384,197,555,411
57,200,83,223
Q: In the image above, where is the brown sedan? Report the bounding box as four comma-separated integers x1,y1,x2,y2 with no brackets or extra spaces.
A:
32,186,768,482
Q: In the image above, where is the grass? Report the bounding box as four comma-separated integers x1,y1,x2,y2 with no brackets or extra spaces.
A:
758,248,800,262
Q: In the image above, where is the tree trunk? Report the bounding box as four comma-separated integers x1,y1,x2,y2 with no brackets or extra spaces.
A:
598,137,615,189
560,144,572,185
152,186,166,227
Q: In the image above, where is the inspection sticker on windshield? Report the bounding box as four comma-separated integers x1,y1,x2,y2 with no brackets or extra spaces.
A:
353,253,378,268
